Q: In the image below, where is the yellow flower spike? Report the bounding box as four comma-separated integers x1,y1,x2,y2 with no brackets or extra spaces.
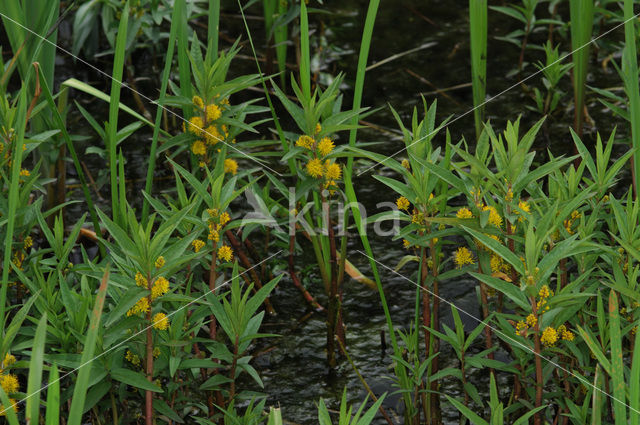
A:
207,208,219,217
208,230,220,242
205,104,222,122
453,247,475,268
315,123,321,134
401,159,410,170
3,353,16,368
127,297,150,316
218,245,233,262
396,197,410,211
324,160,341,180
19,169,30,177
515,320,528,334
187,116,204,135
219,212,231,226
135,272,148,288
317,137,335,157
482,205,503,227
153,347,161,358
204,125,223,145
402,239,411,249
538,285,552,299
456,207,473,219
151,277,170,300
191,140,206,156
540,326,558,347
526,314,537,327
505,188,514,202
490,255,503,273
23,236,33,250
125,350,141,366
152,313,170,330
224,158,238,175
0,398,18,416
192,239,205,253
305,158,324,179
296,135,314,149
192,95,204,109
0,374,19,394
154,256,165,268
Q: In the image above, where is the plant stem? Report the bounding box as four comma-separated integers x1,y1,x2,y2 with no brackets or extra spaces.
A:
209,241,218,340
229,334,239,401
532,298,543,425
145,288,154,425
288,234,325,311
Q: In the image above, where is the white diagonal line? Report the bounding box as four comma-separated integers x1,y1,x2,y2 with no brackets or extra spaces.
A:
357,12,640,176
357,249,640,414
0,250,283,415
0,12,284,176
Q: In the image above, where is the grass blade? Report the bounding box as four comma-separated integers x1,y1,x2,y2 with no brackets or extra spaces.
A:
608,290,626,425
569,0,593,137
299,1,310,100
45,364,60,425
141,0,182,222
25,313,48,424
622,0,640,197
67,266,110,425
469,0,487,139
106,0,130,225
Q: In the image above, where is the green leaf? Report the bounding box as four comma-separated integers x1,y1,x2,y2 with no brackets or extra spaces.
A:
26,313,48,424
68,267,110,425
111,368,163,393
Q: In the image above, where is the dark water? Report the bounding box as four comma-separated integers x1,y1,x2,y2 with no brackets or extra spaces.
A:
15,0,631,423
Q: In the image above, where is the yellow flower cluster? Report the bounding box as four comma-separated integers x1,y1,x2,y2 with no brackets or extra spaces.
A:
401,159,410,170
224,158,238,175
0,398,18,416
151,277,170,300
0,374,18,394
187,96,232,164
557,324,575,341
135,272,148,288
514,199,531,222
453,247,474,268
23,236,33,249
192,239,205,253
540,326,558,347
563,210,581,235
155,256,165,268
0,353,19,414
536,284,553,313
125,350,141,366
12,251,24,270
207,209,231,242
296,129,342,193
127,297,150,317
482,205,502,227
396,197,410,211
152,313,170,330
456,207,473,219
218,245,233,262
490,254,509,274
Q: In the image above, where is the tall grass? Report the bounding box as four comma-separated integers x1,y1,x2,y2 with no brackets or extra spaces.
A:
621,0,640,197
469,0,487,140
106,1,130,225
299,1,311,99
142,0,184,222
569,0,594,138
0,89,27,332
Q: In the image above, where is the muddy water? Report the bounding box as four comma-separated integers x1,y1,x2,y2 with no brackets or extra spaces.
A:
43,0,631,423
